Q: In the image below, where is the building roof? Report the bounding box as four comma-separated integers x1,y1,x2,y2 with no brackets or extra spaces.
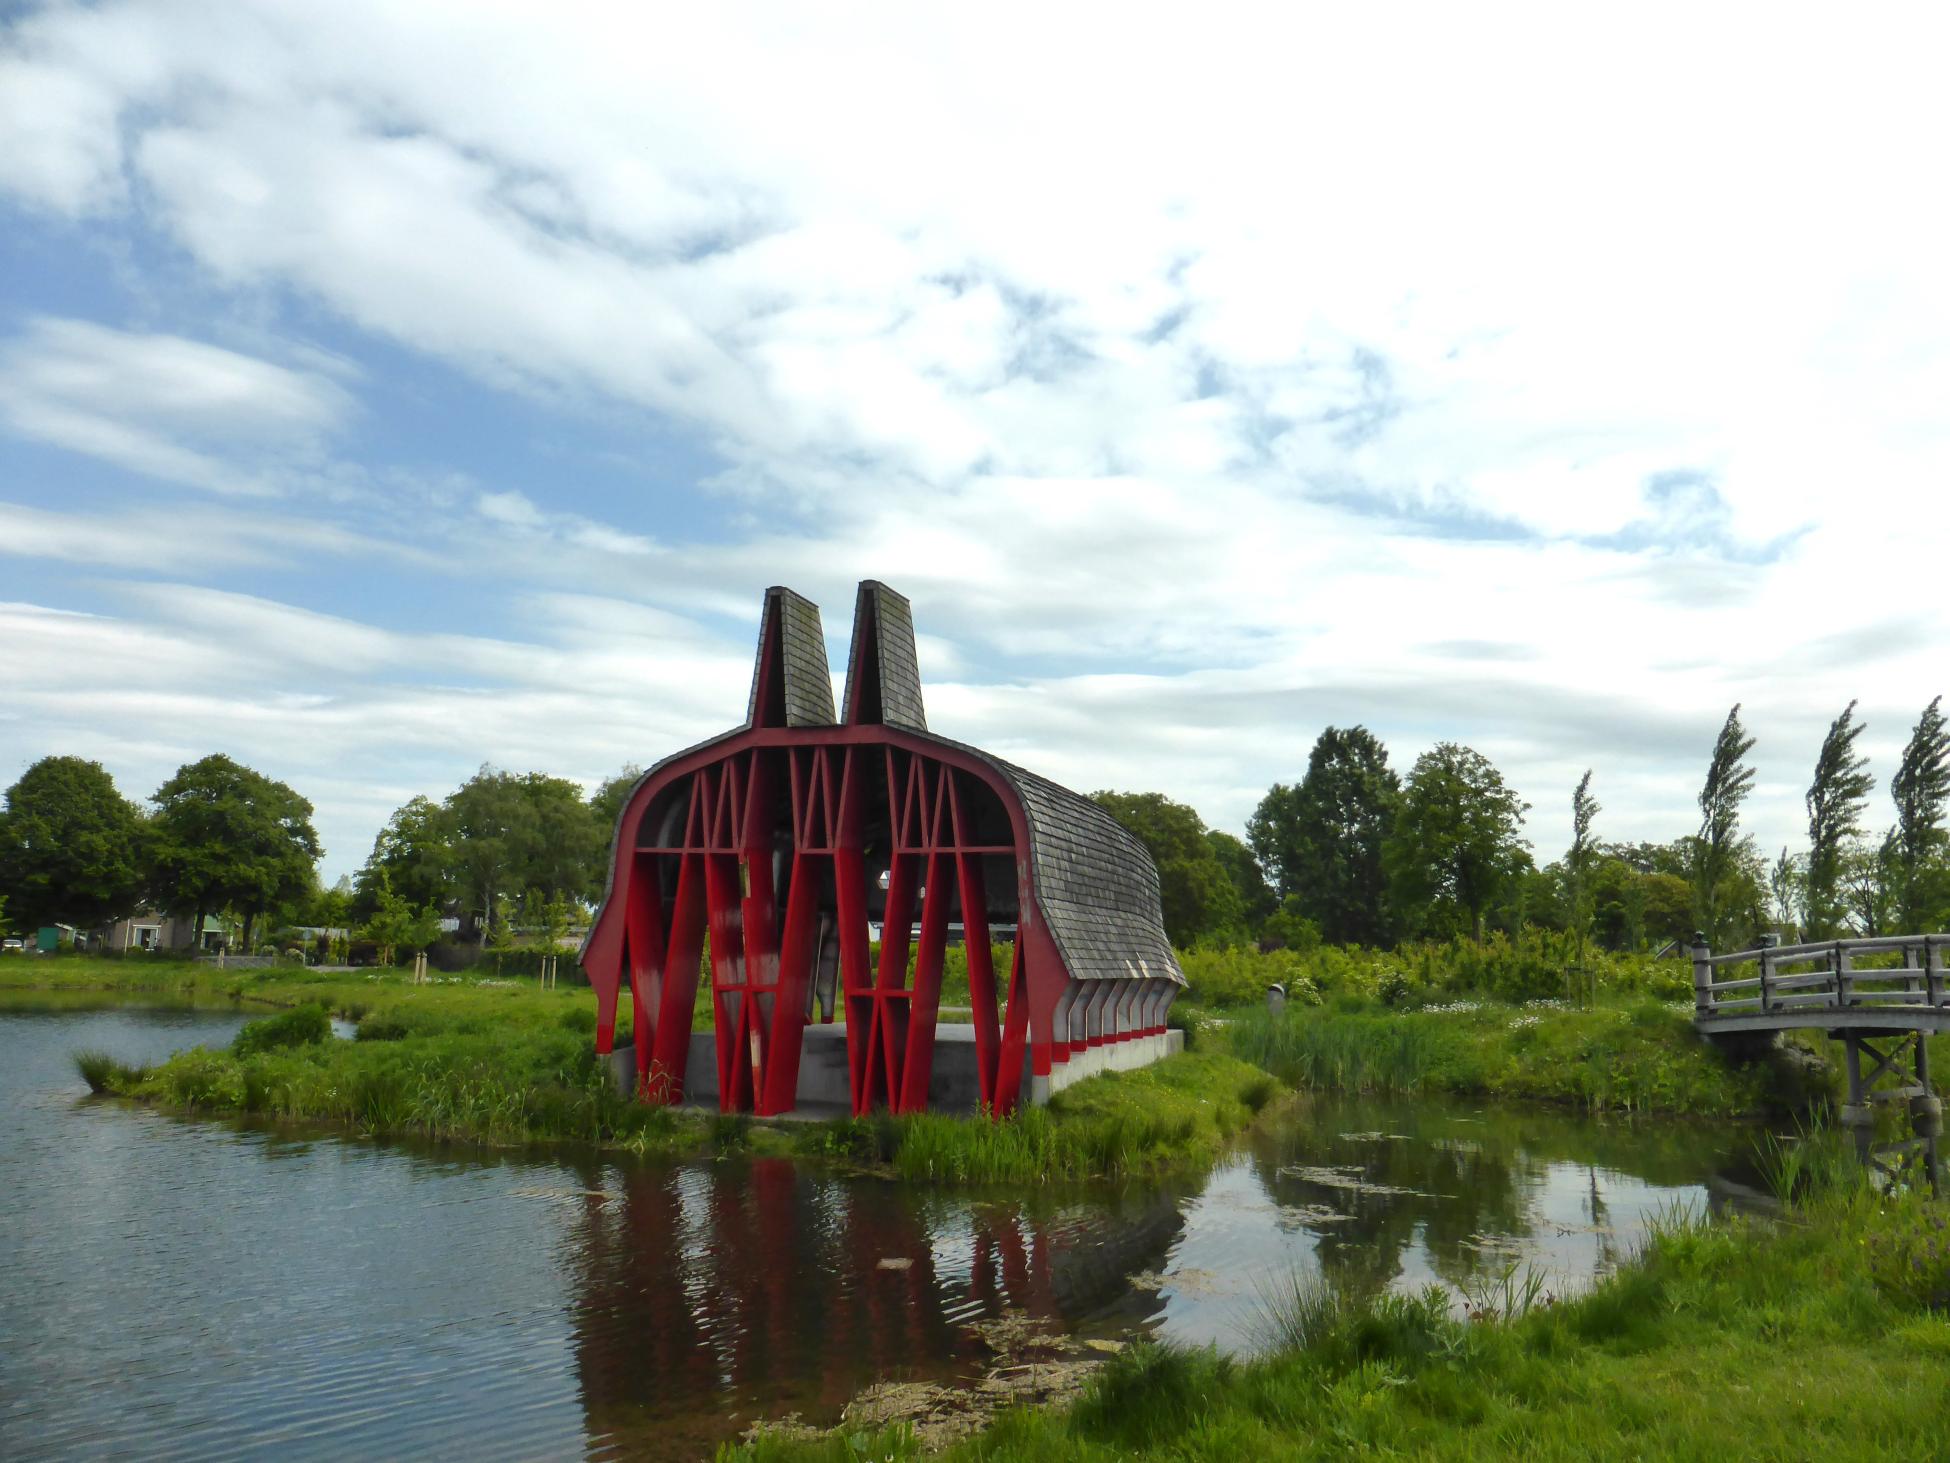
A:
589,581,1183,988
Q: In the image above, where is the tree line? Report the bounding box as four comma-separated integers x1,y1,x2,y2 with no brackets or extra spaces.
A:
0,754,319,950
0,753,639,955
1091,696,1950,956
7,695,1946,962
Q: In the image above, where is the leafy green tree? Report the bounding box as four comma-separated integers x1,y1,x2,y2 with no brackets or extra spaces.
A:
1206,830,1276,930
148,755,320,952
1382,743,1530,943
518,770,604,906
1258,894,1322,952
1641,871,1699,948
1891,695,1950,929
1090,791,1244,947
589,765,644,839
1249,726,1400,946
1769,846,1804,941
1804,700,1874,937
358,871,442,966
444,767,530,938
1600,839,1691,879
1843,832,1900,937
0,756,147,932
355,795,451,918
485,893,520,971
1692,705,1757,946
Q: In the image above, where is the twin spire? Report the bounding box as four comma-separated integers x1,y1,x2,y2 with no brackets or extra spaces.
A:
744,580,927,732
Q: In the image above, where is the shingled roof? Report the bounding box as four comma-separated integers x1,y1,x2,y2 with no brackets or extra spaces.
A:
843,580,928,731
593,580,1182,989
951,739,1184,987
746,586,837,728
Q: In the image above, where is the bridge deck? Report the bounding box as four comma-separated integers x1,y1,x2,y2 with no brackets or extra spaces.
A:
1692,933,1950,1037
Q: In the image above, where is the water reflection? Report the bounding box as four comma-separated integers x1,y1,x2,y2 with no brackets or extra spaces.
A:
563,1159,1189,1456
1152,1095,1747,1346
1,1006,1760,1461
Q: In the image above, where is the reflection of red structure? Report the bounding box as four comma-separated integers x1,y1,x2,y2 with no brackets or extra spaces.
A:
582,581,1184,1117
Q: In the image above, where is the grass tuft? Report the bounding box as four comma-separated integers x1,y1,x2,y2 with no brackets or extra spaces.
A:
73,1049,145,1094
231,1003,331,1057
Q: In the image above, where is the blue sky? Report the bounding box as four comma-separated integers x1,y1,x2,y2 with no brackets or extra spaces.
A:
3,2,1948,882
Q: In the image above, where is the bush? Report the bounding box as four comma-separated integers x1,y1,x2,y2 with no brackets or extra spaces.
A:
74,1049,144,1093
1864,1191,1950,1310
232,1003,331,1056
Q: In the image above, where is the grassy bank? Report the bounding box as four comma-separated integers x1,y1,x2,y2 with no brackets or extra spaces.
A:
26,955,1279,1180
1226,995,1832,1117
730,1184,1950,1460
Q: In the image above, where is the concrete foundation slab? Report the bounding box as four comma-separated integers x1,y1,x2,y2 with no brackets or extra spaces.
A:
608,1022,1182,1115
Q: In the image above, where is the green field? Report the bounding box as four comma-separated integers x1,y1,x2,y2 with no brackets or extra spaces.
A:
18,954,1277,1179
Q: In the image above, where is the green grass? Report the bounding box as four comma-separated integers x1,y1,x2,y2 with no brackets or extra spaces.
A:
231,1003,332,1056
38,954,1274,1178
1225,995,1826,1116
727,1188,1950,1461
883,1051,1281,1184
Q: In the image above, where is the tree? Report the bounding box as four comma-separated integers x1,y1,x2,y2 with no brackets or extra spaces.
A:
517,770,604,907
355,795,451,918
1566,770,1600,964
1090,791,1244,947
148,755,320,952
1804,700,1874,937
1769,846,1804,940
1693,705,1757,946
589,765,643,838
1248,726,1400,946
444,767,531,938
1842,833,1900,937
485,893,520,971
1382,743,1530,943
0,756,146,932
358,871,442,967
1206,830,1276,930
1891,695,1950,929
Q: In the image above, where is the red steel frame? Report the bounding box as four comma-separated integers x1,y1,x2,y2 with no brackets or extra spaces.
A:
583,724,1087,1118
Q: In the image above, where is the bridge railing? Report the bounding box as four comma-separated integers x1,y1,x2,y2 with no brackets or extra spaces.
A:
1693,934,1950,1022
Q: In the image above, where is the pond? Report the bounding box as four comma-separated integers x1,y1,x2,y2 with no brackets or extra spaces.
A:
0,1001,1763,1460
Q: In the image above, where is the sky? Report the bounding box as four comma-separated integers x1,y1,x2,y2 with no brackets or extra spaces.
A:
2,2,1947,884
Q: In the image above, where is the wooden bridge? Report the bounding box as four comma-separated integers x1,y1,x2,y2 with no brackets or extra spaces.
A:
1693,933,1946,1183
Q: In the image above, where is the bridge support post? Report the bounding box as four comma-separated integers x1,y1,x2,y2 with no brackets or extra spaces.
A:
1914,1036,1942,1197
1839,1033,1876,1165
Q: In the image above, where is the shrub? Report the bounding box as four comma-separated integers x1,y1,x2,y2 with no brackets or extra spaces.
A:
232,1003,331,1056
1864,1191,1950,1310
73,1049,144,1093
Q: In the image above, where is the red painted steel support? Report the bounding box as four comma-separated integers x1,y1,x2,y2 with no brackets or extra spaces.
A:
588,727,1081,1120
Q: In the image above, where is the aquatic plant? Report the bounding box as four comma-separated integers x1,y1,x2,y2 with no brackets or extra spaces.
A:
72,1049,144,1094
1227,996,1802,1116
231,1003,331,1056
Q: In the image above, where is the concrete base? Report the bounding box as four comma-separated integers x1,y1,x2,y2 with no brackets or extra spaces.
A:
1033,1030,1183,1105
607,1022,1182,1115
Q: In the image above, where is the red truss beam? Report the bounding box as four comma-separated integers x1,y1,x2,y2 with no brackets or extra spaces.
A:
586,728,1055,1119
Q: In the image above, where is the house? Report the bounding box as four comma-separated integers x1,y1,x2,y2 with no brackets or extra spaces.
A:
92,911,234,953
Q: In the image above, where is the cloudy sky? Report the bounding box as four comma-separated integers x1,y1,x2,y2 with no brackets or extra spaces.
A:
3,3,1946,882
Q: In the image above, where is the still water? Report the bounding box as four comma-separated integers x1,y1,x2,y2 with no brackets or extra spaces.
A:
0,1003,1756,1460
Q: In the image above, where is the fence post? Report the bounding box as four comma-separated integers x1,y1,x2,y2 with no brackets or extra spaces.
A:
1691,932,1712,1020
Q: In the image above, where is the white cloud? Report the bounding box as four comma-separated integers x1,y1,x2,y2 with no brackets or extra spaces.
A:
3,2,1950,875
0,317,356,495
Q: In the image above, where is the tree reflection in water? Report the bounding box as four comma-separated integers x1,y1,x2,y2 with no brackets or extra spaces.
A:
562,1157,1188,1459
